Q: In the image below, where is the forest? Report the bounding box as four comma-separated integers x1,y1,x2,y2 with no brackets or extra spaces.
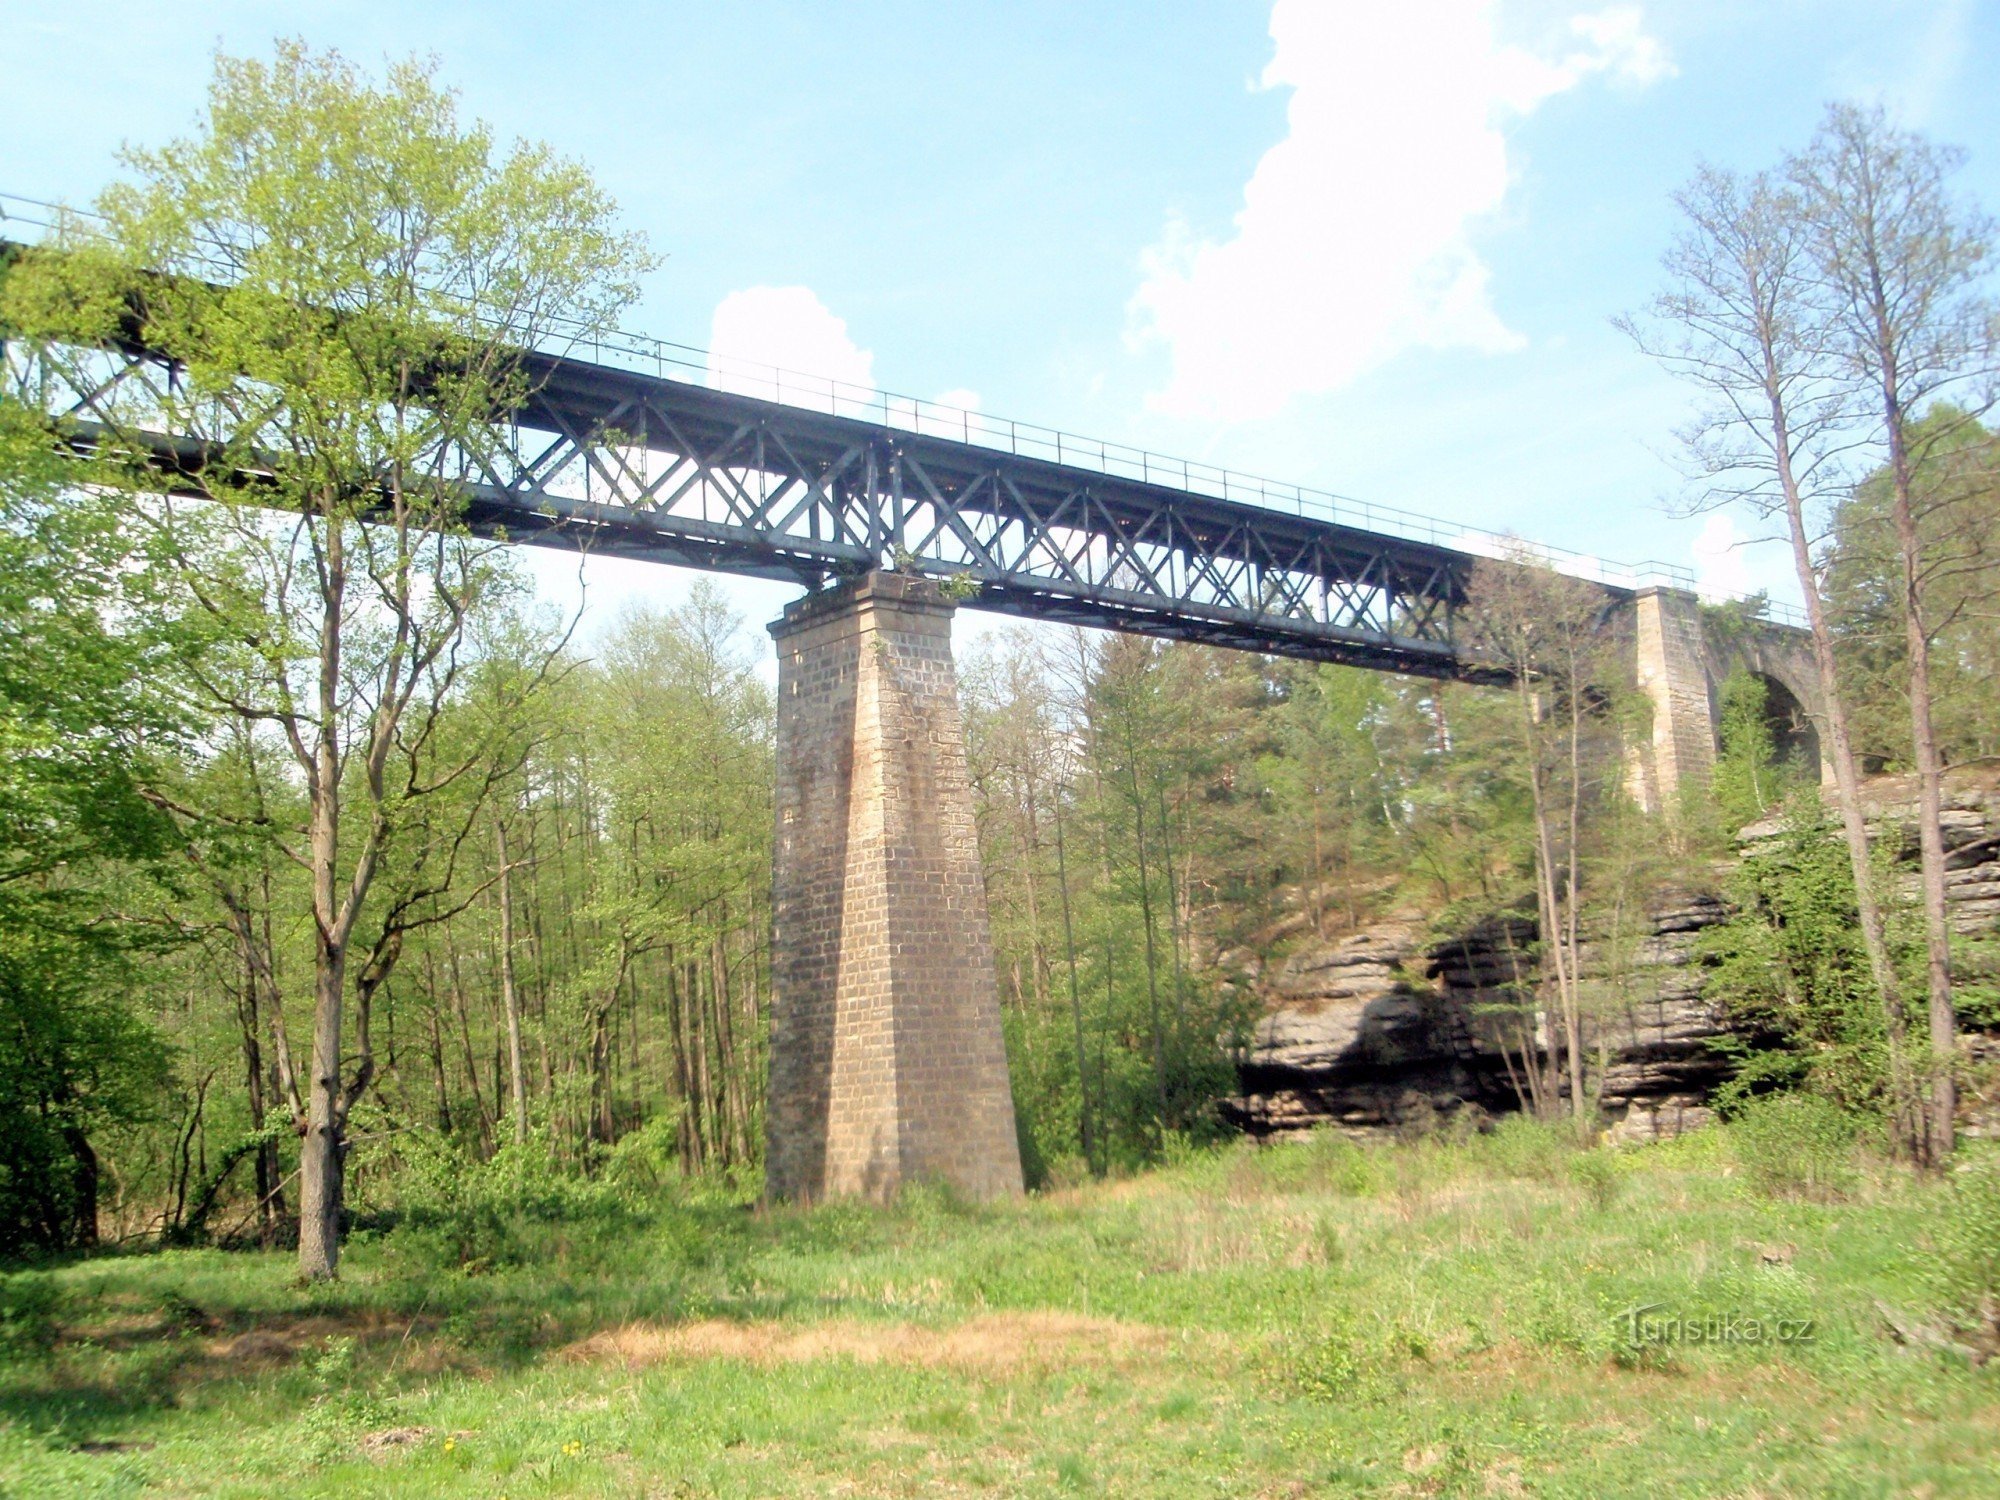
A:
2,44,1998,1265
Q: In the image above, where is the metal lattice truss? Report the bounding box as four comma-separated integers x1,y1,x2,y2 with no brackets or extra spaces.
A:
8,329,1494,678
473,354,1487,677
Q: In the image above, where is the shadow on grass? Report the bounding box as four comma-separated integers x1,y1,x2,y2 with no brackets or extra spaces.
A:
0,1189,959,1449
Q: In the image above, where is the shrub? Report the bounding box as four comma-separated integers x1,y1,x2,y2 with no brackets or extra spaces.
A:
1567,1148,1621,1211
1302,1130,1384,1196
383,1126,642,1270
1932,1152,2000,1313
1697,799,1896,1115
0,1273,60,1360
1039,1154,1093,1192
1283,1306,1387,1402
1521,1274,1591,1354
599,1111,685,1195
1727,1093,1861,1200
1479,1114,1573,1180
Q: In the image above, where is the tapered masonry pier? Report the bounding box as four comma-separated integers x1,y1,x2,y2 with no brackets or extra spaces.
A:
764,572,1025,1204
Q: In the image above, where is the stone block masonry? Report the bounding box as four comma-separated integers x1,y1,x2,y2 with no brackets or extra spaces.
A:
1627,585,1829,814
764,572,1024,1203
1631,586,1717,814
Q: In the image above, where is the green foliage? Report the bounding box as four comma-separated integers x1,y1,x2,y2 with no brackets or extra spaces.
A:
970,631,1264,1180
1822,410,2000,774
1698,798,1895,1113
1568,1147,1622,1210
0,1273,60,1360
1727,1093,1863,1199
2,1137,1997,1493
1301,1131,1389,1196
1929,1152,2000,1312
1283,1306,1383,1402
1709,669,1809,836
379,1127,641,1271
1952,937,2000,1030
0,404,183,911
3,39,658,1278
1480,1113,1575,1180
1697,595,1777,650
1233,1116,1617,1206
0,930,171,1260
1254,662,1395,929
937,571,981,603
4,39,1986,1311
0,396,185,1256
969,597,1651,1179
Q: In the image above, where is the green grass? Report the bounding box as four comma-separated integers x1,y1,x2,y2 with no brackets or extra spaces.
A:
4,1124,1998,1497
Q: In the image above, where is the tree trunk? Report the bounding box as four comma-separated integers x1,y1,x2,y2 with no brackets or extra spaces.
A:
298,936,346,1278
1521,681,1574,1120
1053,781,1093,1170
63,1124,100,1250
1884,404,1957,1163
1766,374,1920,1154
445,938,494,1154
497,818,529,1144
1563,665,1589,1136
298,515,348,1282
232,948,279,1245
429,1013,456,1137
1123,727,1169,1126
299,850,345,1274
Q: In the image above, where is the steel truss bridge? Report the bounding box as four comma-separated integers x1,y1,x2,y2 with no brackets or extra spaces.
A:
2,211,1712,682
492,349,1502,676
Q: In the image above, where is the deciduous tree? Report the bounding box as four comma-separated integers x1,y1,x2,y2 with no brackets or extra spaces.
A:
1792,103,1999,1162
9,42,649,1275
1618,162,1923,1153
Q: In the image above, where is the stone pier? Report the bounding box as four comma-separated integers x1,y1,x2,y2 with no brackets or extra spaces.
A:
1627,585,1828,815
764,572,1024,1204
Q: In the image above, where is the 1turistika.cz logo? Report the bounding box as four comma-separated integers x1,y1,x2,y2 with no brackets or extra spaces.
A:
1617,1304,1816,1347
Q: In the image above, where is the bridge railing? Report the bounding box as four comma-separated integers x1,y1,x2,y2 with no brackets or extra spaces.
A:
1,189,1806,628
554,320,1731,595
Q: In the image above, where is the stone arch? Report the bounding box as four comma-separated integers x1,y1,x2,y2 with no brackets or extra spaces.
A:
1622,587,1833,813
1743,670,1821,774
1719,633,1830,787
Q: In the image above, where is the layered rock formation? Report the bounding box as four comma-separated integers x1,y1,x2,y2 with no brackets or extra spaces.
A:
1222,777,2000,1143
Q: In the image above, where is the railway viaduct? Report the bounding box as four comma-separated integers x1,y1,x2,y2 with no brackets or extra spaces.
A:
2,226,1819,1203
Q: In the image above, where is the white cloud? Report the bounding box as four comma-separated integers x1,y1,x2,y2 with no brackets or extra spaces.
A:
708,285,875,406
703,288,986,438
1691,512,1753,600
1129,2,1673,422
1564,8,1674,89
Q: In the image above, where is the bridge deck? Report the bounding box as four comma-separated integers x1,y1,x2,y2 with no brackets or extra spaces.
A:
466,348,1523,677
3,223,1640,679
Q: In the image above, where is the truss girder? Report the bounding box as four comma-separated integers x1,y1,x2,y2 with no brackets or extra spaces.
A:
8,328,1522,680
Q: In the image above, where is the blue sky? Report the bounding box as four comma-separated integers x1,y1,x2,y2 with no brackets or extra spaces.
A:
5,1,1996,648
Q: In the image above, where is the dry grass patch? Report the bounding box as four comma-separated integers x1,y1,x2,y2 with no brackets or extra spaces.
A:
357,1426,431,1457
189,1310,478,1378
564,1310,1174,1375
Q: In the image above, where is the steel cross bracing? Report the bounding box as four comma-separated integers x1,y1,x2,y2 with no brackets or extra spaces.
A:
476,351,1492,677
7,321,1523,680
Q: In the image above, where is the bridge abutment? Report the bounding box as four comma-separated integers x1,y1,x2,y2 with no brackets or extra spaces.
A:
764,572,1024,1204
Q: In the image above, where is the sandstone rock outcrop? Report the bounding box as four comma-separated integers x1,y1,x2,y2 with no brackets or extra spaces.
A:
1222,777,2000,1143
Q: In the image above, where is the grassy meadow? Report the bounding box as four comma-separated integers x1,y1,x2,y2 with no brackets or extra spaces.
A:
3,1123,1998,1498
